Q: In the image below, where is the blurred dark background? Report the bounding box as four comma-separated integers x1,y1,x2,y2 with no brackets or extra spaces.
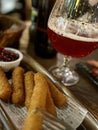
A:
0,0,31,20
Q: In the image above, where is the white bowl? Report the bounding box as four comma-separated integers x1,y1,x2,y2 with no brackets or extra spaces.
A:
0,47,23,72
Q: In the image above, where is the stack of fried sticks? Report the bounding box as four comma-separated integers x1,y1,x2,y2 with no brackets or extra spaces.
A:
0,66,67,130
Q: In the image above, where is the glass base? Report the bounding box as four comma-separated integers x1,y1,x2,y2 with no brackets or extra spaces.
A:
49,66,79,86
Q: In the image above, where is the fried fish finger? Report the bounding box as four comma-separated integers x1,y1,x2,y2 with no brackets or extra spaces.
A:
22,72,48,130
0,67,12,100
44,74,67,108
12,66,25,105
22,109,43,130
34,72,57,115
24,71,34,109
46,87,57,116
29,72,48,111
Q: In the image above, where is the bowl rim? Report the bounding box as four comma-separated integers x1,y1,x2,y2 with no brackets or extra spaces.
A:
0,47,23,64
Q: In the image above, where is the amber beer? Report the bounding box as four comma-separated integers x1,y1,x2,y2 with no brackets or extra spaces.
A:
48,17,98,58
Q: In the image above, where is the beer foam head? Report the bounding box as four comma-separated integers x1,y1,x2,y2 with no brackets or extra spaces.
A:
48,16,98,42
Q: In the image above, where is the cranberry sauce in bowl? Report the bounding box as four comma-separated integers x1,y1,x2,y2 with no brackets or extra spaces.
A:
0,47,19,62
0,47,23,72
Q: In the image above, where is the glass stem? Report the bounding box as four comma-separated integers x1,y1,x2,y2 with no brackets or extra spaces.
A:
62,55,72,68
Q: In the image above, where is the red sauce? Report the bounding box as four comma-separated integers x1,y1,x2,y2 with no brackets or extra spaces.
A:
0,48,19,62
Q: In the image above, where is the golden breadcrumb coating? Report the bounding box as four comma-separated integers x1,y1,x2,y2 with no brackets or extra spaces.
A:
12,66,25,105
24,71,34,109
0,67,12,100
